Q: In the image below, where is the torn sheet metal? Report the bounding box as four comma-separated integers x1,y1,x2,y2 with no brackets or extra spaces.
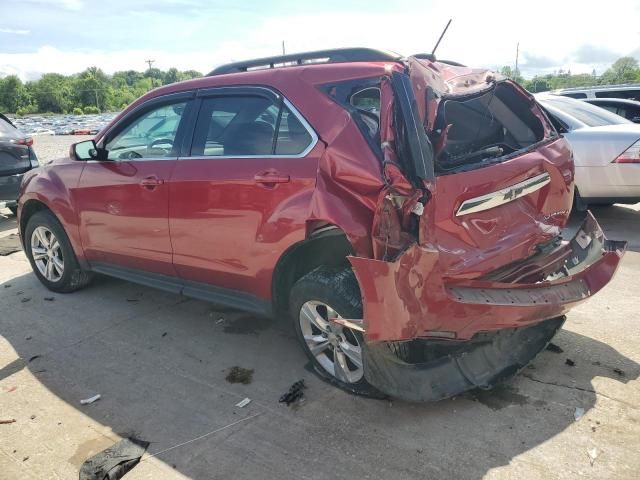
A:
79,437,149,480
349,212,625,342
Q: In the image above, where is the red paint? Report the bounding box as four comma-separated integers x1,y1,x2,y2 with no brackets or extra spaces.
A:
17,55,622,344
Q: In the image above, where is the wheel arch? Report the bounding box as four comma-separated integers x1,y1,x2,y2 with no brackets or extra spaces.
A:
271,224,357,318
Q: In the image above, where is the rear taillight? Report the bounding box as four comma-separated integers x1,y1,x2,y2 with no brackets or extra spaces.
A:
613,140,640,164
13,137,33,146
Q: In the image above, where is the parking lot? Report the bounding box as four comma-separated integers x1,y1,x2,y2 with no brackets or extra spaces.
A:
1,136,639,479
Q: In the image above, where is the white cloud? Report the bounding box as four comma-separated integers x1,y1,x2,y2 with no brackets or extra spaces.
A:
1,0,639,80
0,28,30,35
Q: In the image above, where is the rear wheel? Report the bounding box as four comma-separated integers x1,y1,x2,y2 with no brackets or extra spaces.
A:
24,210,92,293
289,266,384,398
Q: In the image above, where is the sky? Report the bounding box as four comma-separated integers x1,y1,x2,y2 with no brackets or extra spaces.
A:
1,0,639,81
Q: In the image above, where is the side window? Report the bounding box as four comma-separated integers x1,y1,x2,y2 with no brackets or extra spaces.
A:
275,107,313,155
349,87,381,138
191,94,314,157
105,102,187,160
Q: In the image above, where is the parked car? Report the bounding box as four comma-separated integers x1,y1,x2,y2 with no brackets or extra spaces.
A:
582,98,640,123
553,83,640,100
0,113,39,215
536,94,640,206
17,49,625,401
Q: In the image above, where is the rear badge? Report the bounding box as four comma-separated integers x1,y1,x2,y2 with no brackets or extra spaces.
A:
456,172,551,216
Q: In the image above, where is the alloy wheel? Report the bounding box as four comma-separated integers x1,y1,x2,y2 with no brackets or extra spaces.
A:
31,226,64,282
299,300,364,383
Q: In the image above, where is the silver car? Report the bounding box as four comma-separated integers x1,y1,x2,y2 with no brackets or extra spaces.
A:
536,94,640,207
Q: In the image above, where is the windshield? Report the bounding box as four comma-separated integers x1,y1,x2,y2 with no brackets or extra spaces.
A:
541,96,631,127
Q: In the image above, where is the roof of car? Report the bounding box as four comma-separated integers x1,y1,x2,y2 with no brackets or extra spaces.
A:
585,98,640,106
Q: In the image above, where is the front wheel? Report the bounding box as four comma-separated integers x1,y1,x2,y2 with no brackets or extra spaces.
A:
289,266,384,398
24,210,92,293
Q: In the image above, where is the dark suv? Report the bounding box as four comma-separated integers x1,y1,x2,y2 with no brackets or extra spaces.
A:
17,49,625,401
1,113,38,215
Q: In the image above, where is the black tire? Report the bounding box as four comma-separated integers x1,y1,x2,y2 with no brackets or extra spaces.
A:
8,206,17,216
289,265,385,398
573,189,588,212
24,210,92,293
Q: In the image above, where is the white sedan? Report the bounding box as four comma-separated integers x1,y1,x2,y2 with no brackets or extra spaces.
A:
536,94,640,206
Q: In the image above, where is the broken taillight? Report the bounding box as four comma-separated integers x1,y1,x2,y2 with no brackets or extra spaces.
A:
613,140,640,164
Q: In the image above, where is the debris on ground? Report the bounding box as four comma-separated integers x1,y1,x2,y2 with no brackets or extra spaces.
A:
79,437,149,480
44,297,54,301
0,418,16,424
161,332,167,337
25,336,32,341
126,298,139,302
279,380,306,406
30,414,36,420
587,447,599,466
225,366,254,384
16,291,23,295
546,342,563,353
28,355,41,362
22,456,29,462
574,407,585,420
235,397,251,408
21,297,31,303
565,358,576,367
613,367,625,377
80,394,101,405
4,283,11,288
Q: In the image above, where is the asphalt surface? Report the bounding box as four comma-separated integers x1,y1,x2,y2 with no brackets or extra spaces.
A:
0,136,639,479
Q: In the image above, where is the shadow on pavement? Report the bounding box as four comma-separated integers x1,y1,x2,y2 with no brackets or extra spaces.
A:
1,268,638,479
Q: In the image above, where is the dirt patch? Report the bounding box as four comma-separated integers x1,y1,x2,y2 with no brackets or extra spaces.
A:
0,234,21,256
467,384,530,410
221,314,270,335
225,366,254,384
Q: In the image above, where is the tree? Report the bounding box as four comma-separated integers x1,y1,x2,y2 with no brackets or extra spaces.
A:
74,67,111,111
32,73,73,113
0,75,31,113
600,57,639,84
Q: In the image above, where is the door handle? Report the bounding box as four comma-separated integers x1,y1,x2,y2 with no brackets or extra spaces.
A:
140,176,164,190
253,171,290,185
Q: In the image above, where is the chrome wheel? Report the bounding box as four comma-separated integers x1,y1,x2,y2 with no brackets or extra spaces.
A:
30,226,64,282
299,300,363,383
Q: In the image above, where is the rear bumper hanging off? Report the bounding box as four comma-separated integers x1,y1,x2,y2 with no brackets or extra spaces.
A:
349,212,625,343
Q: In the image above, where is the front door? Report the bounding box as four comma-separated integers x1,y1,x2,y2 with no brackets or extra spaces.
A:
76,95,193,275
169,88,321,298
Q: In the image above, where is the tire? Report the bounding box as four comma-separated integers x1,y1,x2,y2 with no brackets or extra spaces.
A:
289,265,385,398
24,210,92,293
8,206,17,216
573,189,588,212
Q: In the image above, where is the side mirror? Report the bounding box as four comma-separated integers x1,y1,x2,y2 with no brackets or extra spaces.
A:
71,140,108,161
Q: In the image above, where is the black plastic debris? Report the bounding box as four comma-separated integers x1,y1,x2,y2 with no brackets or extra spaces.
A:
279,380,306,406
565,359,576,367
28,355,41,363
613,367,625,377
546,342,563,353
44,297,55,302
79,437,149,480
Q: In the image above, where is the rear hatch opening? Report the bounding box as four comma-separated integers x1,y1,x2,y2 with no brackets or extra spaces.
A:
432,81,552,174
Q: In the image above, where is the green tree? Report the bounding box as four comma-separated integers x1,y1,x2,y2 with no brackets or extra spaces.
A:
74,67,111,112
32,73,73,113
600,57,639,84
0,75,31,113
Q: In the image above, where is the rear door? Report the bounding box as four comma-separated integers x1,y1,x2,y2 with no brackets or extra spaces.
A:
75,92,194,275
169,86,321,299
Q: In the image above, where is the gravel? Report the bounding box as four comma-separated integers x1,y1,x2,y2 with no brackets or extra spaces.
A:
33,135,92,164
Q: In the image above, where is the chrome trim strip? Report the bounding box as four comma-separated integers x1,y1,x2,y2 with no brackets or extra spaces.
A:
455,172,551,216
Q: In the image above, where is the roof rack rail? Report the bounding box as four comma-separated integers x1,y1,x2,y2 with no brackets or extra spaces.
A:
412,53,466,67
208,48,403,76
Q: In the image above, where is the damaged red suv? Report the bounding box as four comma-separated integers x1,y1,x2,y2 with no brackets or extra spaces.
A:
17,49,625,401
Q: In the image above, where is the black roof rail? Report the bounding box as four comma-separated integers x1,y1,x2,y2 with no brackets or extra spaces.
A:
208,48,403,76
412,53,466,67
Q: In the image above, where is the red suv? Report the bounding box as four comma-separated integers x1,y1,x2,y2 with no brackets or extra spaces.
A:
17,49,625,401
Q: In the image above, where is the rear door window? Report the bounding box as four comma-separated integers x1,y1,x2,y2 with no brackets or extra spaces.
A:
190,94,313,157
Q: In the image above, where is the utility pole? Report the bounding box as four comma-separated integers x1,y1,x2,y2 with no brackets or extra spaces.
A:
282,41,285,56
514,42,520,80
145,59,156,88
94,89,99,111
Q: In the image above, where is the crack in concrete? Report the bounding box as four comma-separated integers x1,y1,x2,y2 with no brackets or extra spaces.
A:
521,373,639,409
